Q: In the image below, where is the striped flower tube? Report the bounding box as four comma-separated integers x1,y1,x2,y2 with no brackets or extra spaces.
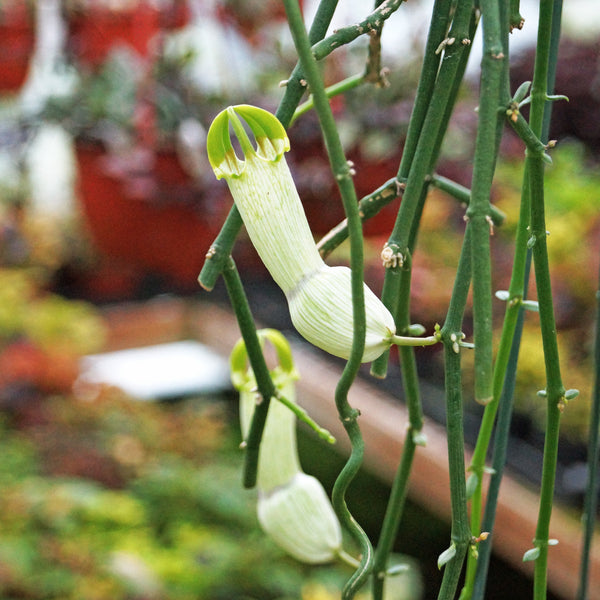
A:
208,105,397,363
230,329,342,563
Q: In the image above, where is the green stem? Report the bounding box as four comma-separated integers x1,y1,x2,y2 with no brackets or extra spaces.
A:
315,171,506,262
387,0,474,256
527,3,566,597
471,254,531,600
509,0,524,30
469,1,564,596
371,0,477,378
372,262,425,600
198,207,244,291
198,0,339,291
291,73,365,125
462,167,532,600
577,262,600,600
311,0,406,61
316,177,402,259
221,257,278,488
283,0,374,596
437,225,473,600
467,0,506,406
430,175,506,227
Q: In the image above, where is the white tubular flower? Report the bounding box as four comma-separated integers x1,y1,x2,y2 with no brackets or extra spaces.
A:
231,329,301,493
207,105,398,363
230,330,342,564
257,472,342,564
238,377,301,493
208,104,322,294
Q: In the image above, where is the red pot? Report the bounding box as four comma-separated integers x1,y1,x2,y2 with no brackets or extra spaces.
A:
69,0,189,67
76,142,233,290
0,2,34,92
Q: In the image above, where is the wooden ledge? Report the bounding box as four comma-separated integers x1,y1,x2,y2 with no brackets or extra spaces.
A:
103,298,600,600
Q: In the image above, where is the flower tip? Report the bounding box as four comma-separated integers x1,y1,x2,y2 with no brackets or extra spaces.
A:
206,105,289,179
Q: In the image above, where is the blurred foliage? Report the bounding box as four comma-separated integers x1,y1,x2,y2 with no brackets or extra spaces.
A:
0,267,106,393
0,390,379,600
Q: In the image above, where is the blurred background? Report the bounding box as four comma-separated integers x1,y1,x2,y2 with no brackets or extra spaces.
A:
0,0,599,598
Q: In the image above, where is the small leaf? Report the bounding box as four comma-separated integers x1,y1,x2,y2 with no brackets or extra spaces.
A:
522,300,539,312
386,563,410,576
546,94,569,103
466,473,479,499
512,80,532,104
523,547,540,562
518,96,532,108
564,389,580,401
407,323,426,336
437,544,457,570
495,290,510,301
412,431,428,446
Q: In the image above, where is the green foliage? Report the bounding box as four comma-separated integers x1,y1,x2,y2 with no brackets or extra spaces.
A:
0,394,363,600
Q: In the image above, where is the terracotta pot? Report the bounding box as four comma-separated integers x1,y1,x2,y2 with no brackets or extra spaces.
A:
69,0,189,67
0,2,34,92
76,142,234,290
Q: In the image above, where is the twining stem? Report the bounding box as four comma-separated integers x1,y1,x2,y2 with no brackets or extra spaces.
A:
283,0,374,596
221,257,278,488
198,0,339,291
198,0,339,486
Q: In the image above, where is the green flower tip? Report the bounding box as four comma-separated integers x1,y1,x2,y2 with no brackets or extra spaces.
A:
206,104,290,179
229,328,297,390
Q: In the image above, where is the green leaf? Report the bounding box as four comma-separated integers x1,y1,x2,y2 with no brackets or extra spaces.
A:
437,544,457,570
522,300,539,312
564,389,580,401
523,547,540,562
546,94,569,103
407,323,426,336
412,431,428,447
465,473,479,499
512,80,531,104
